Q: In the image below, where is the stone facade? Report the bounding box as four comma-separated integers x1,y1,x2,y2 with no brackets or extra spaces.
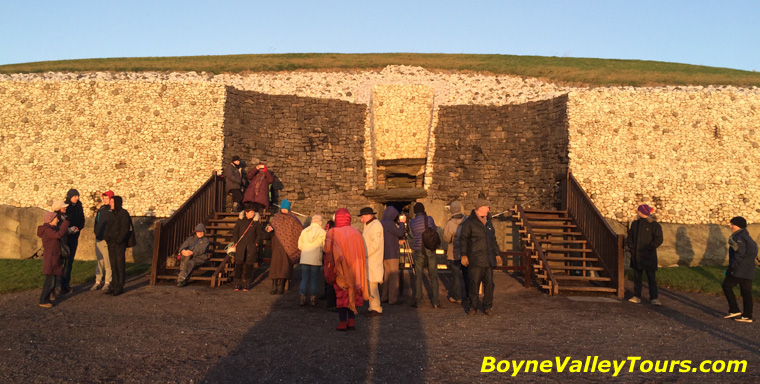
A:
567,88,760,224
0,79,227,217
429,95,570,212
371,84,434,161
222,88,370,218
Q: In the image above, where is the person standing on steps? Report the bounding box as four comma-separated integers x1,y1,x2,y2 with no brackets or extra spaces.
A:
722,216,757,323
360,207,384,316
626,204,664,306
262,199,302,295
223,155,245,213
91,190,114,291
243,162,274,213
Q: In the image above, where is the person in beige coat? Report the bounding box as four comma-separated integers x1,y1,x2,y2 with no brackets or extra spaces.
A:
360,207,384,315
297,215,326,306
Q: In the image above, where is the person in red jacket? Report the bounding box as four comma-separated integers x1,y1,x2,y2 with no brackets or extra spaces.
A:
323,208,369,331
37,211,70,308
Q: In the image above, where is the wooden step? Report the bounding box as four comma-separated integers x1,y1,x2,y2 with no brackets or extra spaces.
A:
542,256,599,262
542,247,592,253
522,209,567,215
537,265,605,271
537,239,588,245
525,230,583,236
556,286,618,293
522,216,573,221
548,275,612,282
529,223,577,229
205,225,235,230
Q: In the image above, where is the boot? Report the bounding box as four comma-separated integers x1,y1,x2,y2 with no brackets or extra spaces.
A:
277,279,285,295
299,294,307,306
269,280,277,295
310,295,318,307
347,318,355,330
336,321,347,331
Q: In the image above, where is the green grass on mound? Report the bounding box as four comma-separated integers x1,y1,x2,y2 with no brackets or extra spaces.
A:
626,266,760,299
0,259,151,294
2,53,759,87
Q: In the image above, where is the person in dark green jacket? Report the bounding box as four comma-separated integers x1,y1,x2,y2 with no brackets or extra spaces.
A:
627,204,664,306
722,216,757,323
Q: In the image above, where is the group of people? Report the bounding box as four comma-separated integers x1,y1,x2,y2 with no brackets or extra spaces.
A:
223,156,282,214
37,190,133,307
626,204,756,323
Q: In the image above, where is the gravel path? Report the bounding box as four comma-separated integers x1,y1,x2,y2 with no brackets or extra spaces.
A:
1,270,758,383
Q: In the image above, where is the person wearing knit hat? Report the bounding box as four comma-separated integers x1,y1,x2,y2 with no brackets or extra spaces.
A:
36,211,70,307
459,199,501,315
723,216,757,323
443,201,467,304
409,202,440,308
298,215,326,306
223,155,245,213
324,208,369,330
627,204,664,305
59,189,85,295
175,223,211,287
262,199,303,295
91,190,114,291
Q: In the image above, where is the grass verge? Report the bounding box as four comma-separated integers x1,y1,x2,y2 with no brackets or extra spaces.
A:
2,53,759,87
0,259,151,294
625,266,760,298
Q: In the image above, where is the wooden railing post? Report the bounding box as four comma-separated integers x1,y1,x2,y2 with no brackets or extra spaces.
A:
150,221,162,286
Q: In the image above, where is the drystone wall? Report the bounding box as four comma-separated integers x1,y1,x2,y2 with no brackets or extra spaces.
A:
222,88,371,218
371,84,434,161
429,95,569,212
567,88,760,224
0,79,227,217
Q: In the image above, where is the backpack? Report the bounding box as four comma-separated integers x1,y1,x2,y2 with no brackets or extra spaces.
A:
422,215,441,251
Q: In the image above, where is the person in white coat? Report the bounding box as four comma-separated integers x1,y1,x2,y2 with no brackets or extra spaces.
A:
297,215,326,307
360,207,385,316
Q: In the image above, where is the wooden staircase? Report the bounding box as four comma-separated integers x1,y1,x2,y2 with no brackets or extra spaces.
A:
513,206,618,296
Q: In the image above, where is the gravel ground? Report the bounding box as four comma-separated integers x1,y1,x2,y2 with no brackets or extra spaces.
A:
1,269,758,383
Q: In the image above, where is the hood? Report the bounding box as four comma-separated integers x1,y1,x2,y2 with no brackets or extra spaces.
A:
302,223,326,243
65,189,80,204
335,208,351,228
37,224,48,237
112,196,123,212
382,206,400,222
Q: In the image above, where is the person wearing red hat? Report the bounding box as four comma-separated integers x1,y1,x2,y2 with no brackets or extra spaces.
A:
324,208,369,331
627,204,664,306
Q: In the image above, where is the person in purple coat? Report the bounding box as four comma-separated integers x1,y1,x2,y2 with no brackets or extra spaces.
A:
36,211,70,308
380,205,406,305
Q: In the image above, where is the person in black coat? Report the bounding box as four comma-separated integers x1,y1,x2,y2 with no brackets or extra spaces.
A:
60,189,85,293
223,156,244,212
626,204,664,305
459,199,502,316
104,196,131,296
230,205,263,291
722,216,757,323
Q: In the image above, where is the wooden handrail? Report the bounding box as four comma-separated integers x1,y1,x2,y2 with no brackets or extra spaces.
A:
150,171,225,285
515,204,558,294
562,172,624,298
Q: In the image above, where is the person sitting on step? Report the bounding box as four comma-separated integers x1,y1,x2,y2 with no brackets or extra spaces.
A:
176,223,210,287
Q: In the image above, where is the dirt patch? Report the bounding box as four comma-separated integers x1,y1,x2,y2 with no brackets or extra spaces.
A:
0,270,758,383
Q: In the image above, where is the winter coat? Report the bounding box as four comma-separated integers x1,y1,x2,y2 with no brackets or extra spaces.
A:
65,191,85,239
177,235,210,262
298,223,326,266
264,211,302,279
363,218,385,283
104,197,131,246
93,205,113,241
381,206,406,260
727,228,758,280
231,216,263,263
459,210,500,268
443,213,465,261
409,213,436,252
37,220,70,275
243,169,274,208
223,163,244,192
626,216,663,270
